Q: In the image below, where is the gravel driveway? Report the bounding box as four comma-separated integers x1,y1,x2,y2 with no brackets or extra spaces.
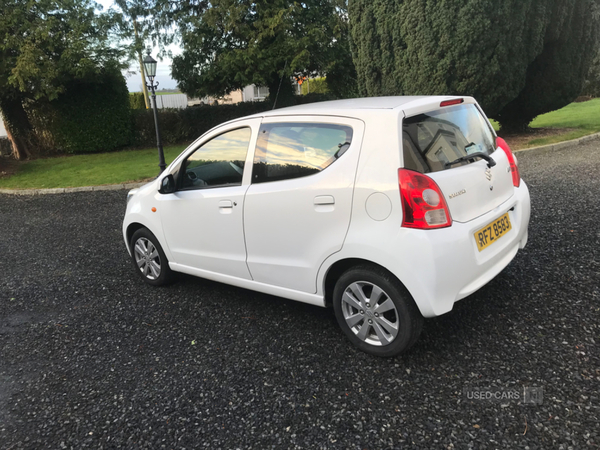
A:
1,141,599,449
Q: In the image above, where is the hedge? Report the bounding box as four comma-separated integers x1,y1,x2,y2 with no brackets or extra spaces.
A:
30,69,133,154
130,92,336,148
130,92,146,110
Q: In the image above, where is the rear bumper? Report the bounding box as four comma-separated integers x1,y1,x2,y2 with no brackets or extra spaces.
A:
396,181,530,318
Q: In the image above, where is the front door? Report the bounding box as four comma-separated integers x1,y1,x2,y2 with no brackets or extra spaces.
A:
159,120,260,279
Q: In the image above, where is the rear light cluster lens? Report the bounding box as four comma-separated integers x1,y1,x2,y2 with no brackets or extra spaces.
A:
440,98,464,107
496,137,520,188
398,169,452,229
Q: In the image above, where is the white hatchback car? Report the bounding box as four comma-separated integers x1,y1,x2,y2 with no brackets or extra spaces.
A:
123,96,530,357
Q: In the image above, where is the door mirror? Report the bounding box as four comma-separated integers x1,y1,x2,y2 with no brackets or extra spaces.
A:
159,174,176,194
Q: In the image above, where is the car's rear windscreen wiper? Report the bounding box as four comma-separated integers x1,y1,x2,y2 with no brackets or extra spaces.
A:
445,151,496,169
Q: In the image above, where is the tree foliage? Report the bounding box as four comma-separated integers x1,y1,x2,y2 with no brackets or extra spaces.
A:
30,69,133,154
168,0,355,105
350,0,600,131
0,0,123,159
111,0,159,108
582,51,600,97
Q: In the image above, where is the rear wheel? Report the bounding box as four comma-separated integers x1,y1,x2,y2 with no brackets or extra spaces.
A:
333,266,423,357
130,228,174,286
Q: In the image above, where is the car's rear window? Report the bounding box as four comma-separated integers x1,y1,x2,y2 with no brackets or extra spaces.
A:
402,104,496,173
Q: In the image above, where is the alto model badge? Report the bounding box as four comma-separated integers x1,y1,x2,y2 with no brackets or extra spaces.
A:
449,189,466,199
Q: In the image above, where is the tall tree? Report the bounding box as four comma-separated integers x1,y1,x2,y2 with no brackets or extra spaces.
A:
112,0,157,109
168,0,353,105
0,0,122,159
350,0,600,131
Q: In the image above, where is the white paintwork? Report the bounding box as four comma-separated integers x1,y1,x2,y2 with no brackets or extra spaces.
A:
243,116,365,293
170,262,324,307
365,193,393,221
428,149,514,223
123,95,531,317
156,118,261,279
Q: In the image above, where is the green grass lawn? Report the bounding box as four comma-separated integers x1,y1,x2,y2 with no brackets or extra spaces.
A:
1,99,599,190
490,98,600,148
0,145,187,189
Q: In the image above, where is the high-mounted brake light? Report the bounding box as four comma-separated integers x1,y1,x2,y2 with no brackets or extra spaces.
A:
440,98,464,107
496,137,520,188
398,169,452,229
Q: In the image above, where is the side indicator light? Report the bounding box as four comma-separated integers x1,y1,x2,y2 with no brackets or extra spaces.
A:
151,207,157,212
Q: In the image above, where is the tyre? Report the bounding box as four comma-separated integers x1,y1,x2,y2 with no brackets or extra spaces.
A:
332,265,423,357
130,228,175,286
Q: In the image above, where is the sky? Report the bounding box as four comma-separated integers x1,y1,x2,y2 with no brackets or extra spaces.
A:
96,0,181,92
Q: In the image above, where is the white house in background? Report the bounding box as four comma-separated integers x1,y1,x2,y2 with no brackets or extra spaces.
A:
241,85,269,102
0,115,7,138
188,84,272,106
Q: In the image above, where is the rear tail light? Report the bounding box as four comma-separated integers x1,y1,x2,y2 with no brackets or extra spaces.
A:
496,137,520,187
398,169,452,229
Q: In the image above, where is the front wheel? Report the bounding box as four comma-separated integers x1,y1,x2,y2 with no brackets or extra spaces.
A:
333,266,423,357
130,228,174,286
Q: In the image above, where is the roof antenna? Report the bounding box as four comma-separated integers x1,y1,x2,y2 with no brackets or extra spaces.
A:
272,59,288,110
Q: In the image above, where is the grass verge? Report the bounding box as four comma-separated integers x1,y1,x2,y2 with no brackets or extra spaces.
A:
0,145,187,189
491,98,600,149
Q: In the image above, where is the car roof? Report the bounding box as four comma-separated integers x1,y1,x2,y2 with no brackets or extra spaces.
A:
250,96,464,118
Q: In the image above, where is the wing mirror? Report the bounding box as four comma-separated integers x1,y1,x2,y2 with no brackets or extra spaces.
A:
159,174,176,194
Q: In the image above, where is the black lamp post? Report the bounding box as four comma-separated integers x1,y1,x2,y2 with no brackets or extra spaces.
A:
143,49,166,175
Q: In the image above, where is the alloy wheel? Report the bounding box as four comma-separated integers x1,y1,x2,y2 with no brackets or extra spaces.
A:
341,281,399,346
134,237,161,280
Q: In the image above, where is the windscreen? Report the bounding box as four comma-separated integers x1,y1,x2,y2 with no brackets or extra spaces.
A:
402,104,496,173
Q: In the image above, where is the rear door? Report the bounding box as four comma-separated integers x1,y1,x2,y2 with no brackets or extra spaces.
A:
401,101,514,222
243,116,365,293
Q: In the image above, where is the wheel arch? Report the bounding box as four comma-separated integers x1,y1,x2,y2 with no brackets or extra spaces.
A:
323,258,408,308
125,222,147,254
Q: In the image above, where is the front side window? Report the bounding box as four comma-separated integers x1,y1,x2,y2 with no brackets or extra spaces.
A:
252,123,353,183
402,104,496,173
181,127,251,189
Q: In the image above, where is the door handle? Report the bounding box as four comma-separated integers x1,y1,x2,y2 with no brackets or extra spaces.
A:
219,200,233,208
314,195,335,205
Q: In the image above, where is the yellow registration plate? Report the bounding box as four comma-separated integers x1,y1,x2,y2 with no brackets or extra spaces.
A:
474,213,512,252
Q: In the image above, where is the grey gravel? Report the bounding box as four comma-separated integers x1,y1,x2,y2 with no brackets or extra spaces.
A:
1,141,599,449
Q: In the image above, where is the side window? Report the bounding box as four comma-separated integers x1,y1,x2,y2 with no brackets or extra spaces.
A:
181,127,251,189
252,123,353,183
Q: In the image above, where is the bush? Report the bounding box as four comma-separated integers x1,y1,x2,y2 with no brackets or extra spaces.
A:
30,69,133,153
582,51,600,97
350,0,600,131
130,92,146,110
300,78,328,95
0,137,11,156
131,93,334,148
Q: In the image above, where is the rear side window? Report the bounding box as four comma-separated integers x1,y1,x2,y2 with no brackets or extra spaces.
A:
402,104,496,173
252,123,353,183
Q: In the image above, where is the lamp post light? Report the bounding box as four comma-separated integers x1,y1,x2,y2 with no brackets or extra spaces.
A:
143,49,166,175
